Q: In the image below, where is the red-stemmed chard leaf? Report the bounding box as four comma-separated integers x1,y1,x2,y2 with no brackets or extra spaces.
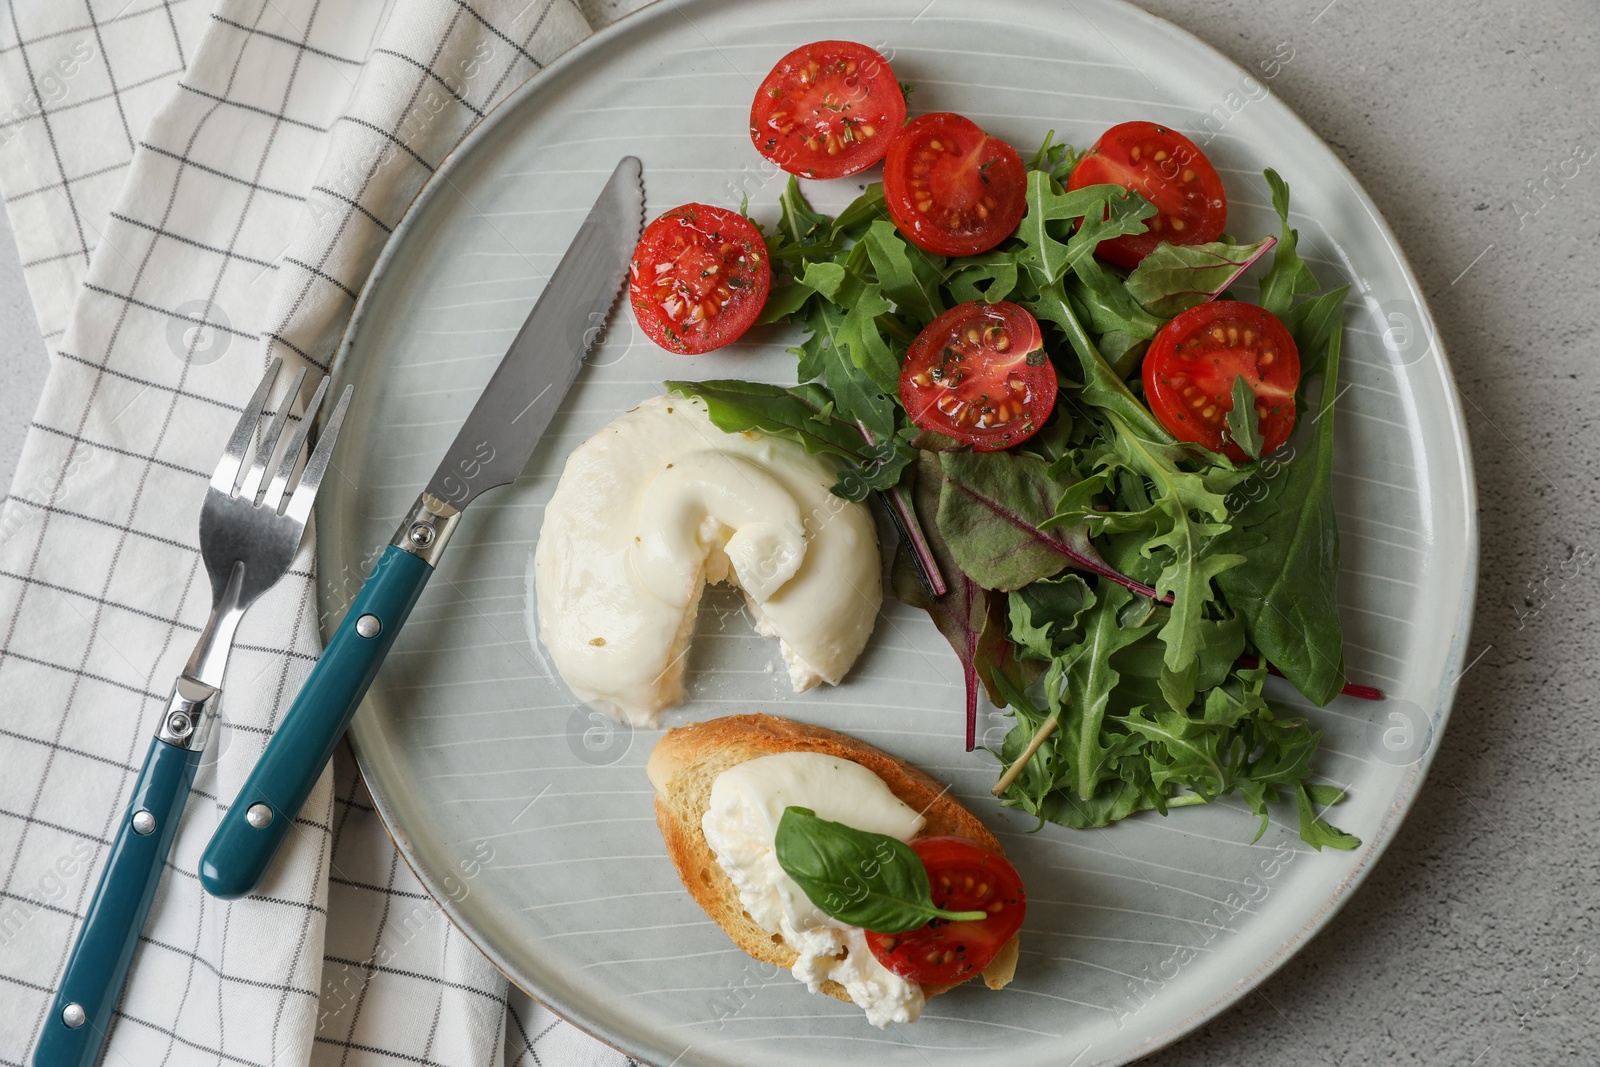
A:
1123,236,1277,320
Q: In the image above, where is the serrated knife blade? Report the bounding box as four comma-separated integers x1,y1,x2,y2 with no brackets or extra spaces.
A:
198,156,646,901
427,154,644,509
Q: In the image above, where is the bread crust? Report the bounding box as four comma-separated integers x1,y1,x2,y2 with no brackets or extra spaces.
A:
647,713,1019,1005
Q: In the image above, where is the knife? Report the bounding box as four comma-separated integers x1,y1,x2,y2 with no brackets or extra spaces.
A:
199,156,645,899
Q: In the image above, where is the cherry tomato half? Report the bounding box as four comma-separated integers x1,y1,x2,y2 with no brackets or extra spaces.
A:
1067,121,1227,269
628,203,771,355
865,837,1027,985
883,112,1027,256
899,300,1055,451
1142,300,1301,460
749,41,906,180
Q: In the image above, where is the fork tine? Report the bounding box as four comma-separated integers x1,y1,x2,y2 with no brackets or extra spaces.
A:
211,356,282,494
284,384,354,528
262,374,330,513
237,367,307,502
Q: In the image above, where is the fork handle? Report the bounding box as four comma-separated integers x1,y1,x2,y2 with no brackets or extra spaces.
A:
199,544,431,899
34,734,202,1067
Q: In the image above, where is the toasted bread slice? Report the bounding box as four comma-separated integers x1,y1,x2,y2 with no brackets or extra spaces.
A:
647,713,1019,1005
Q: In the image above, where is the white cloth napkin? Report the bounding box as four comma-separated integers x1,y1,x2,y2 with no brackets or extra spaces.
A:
0,2,637,1064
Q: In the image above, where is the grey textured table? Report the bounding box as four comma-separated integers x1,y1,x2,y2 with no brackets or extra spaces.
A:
4,0,1594,1063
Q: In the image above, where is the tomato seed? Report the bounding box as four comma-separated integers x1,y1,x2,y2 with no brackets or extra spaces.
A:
1170,218,1185,232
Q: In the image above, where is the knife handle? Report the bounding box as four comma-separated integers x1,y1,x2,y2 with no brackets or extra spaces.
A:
199,544,432,900
34,735,202,1067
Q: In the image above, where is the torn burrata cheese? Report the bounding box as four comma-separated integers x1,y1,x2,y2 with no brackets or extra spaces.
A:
532,394,880,725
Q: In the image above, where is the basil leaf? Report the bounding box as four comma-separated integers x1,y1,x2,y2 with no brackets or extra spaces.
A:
1123,236,1276,319
773,807,985,934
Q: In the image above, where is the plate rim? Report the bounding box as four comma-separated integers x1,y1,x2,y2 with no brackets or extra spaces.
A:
324,1,1481,1063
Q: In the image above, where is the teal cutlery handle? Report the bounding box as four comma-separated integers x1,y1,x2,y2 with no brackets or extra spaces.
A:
199,544,432,900
33,735,201,1067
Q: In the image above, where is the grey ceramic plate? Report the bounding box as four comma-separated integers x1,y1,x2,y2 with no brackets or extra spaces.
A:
318,1,1478,1064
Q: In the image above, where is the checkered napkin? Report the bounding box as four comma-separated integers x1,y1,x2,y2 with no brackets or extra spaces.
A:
0,1,640,1064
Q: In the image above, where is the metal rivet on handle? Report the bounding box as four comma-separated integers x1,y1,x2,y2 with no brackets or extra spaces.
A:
62,1003,85,1028
132,810,156,836
245,803,274,829
408,523,436,548
356,614,381,639
167,712,192,737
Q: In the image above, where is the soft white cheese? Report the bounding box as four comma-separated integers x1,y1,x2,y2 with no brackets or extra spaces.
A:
532,395,881,725
701,752,927,1027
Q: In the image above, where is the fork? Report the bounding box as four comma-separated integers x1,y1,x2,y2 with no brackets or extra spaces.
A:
32,358,352,1067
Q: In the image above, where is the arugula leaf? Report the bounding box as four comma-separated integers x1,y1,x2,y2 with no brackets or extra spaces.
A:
860,219,945,323
945,252,1021,304
1098,411,1245,679
1123,236,1276,318
1225,375,1264,460
1055,584,1159,801
1013,175,1134,287
1023,278,1173,443
765,177,846,267
1294,782,1361,851
774,807,985,932
832,182,888,237
1257,169,1319,319
665,379,909,500
1211,319,1348,704
758,281,817,324
1008,572,1093,661
1008,172,1162,376
1026,129,1078,185
1287,285,1349,399
665,379,863,460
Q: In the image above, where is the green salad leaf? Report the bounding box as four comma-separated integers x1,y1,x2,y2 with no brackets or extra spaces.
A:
677,143,1361,852
774,807,986,933
1123,235,1277,318
1224,376,1264,461
1210,322,1349,705
892,451,1012,714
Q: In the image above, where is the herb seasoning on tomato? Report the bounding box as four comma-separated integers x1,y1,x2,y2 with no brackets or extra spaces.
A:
749,41,906,180
1142,300,1301,460
628,203,771,355
883,112,1027,256
864,837,1027,985
1067,120,1227,268
900,300,1055,451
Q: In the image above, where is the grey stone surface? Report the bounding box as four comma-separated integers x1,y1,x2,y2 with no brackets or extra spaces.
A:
2,0,1594,1063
